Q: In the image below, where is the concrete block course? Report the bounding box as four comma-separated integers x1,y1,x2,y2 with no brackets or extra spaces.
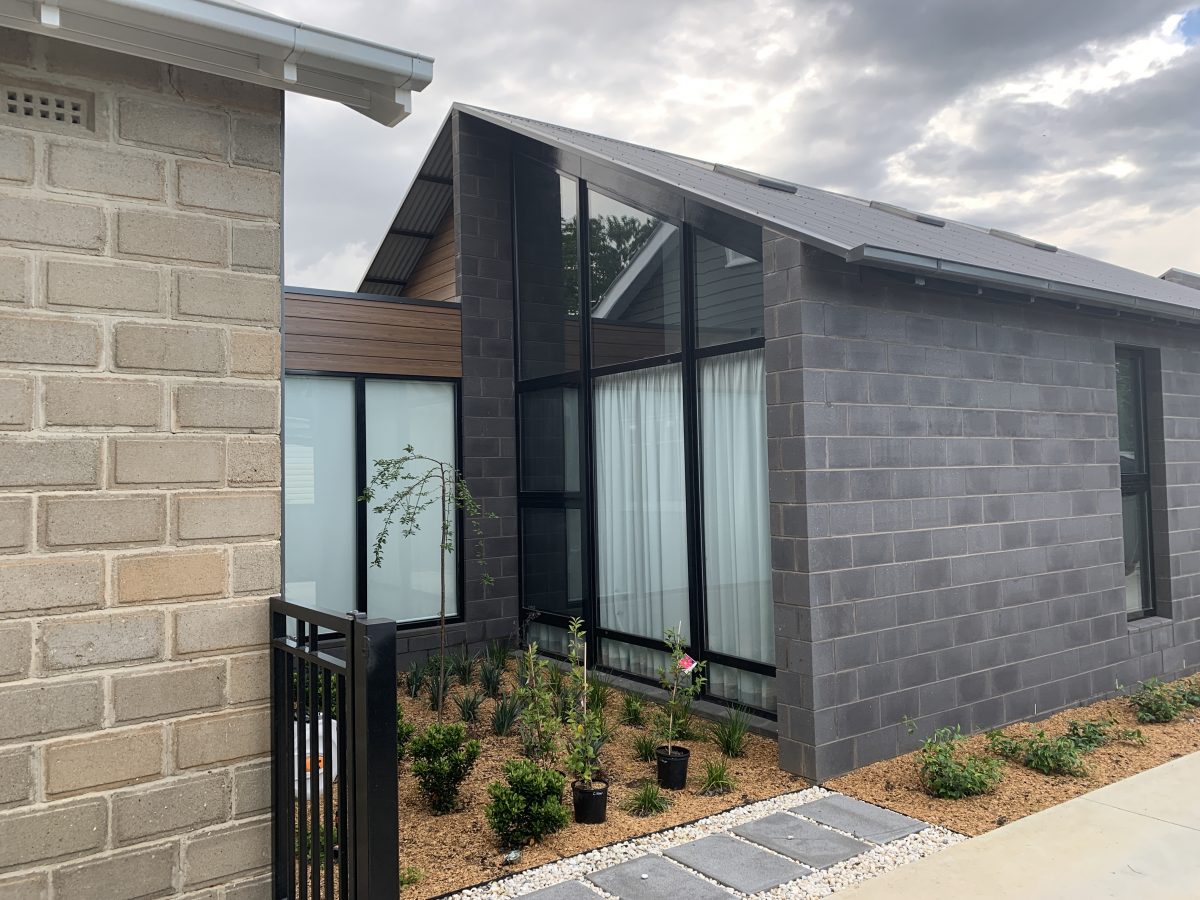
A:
45,259,164,315
0,497,31,555
0,195,105,251
43,377,164,429
174,599,268,656
51,843,178,900
0,438,100,490
227,438,280,485
111,437,225,487
0,132,34,183
116,209,227,266
177,162,280,219
40,493,166,549
181,818,270,888
43,725,164,795
174,492,279,542
114,322,227,375
225,651,268,705
0,313,101,368
0,622,32,680
231,117,281,170
0,677,104,742
112,773,230,845
229,543,279,595
0,746,33,807
0,798,108,870
115,549,228,604
0,254,31,306
118,98,228,158
230,225,280,273
228,330,280,378
113,661,226,723
175,270,279,325
0,377,33,430
173,383,278,431
47,141,166,200
174,707,269,770
38,610,164,671
0,555,104,617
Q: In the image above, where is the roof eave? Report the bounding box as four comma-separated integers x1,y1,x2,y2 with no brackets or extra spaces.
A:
849,245,1200,322
0,0,433,126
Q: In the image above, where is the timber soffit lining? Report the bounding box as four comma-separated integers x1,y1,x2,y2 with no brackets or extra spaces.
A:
364,102,1200,321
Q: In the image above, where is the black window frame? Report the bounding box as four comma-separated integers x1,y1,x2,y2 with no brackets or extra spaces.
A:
282,368,464,632
511,140,775,716
1115,346,1156,620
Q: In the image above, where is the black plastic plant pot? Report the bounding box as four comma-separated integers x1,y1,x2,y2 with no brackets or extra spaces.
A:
572,780,609,824
655,746,689,790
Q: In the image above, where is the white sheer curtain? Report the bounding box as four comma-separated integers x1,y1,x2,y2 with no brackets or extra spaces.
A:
701,349,773,706
594,363,689,673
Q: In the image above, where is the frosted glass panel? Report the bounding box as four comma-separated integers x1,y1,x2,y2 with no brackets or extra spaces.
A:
283,376,356,612
364,380,457,623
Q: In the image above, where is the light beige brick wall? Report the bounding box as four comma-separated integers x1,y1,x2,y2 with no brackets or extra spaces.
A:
0,28,280,900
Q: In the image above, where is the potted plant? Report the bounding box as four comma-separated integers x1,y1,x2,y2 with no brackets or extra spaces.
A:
655,626,706,790
564,617,608,823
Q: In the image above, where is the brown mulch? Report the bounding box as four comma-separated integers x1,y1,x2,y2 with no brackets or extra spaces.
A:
397,670,804,899
829,679,1200,837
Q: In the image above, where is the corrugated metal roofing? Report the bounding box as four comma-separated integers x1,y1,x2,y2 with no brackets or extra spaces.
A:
451,104,1200,320
359,114,453,295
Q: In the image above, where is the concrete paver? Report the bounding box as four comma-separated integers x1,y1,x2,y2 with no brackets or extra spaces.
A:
793,794,925,842
522,881,601,900
733,812,870,869
586,855,731,900
663,833,811,893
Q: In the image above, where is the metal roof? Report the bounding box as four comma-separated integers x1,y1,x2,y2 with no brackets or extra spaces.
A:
0,0,433,125
1162,268,1200,291
359,112,453,295
442,104,1200,320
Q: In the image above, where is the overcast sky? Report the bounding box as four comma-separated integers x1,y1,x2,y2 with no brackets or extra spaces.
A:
259,0,1200,291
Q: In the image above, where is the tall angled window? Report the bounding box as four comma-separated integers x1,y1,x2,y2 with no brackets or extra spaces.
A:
588,190,681,369
1116,348,1155,618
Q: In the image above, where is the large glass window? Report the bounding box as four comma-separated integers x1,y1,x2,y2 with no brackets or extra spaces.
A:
695,233,764,346
364,380,458,624
520,507,583,618
284,376,357,612
519,387,580,493
594,363,689,642
515,156,579,380
700,349,772,665
1116,348,1155,617
282,375,458,625
588,190,681,368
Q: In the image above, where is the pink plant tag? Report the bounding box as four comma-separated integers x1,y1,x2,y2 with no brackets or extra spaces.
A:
678,654,697,674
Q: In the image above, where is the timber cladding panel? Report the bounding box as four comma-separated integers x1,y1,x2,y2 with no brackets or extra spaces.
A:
284,290,462,377
404,209,456,301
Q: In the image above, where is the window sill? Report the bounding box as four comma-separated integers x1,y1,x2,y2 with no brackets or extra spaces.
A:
1127,614,1172,634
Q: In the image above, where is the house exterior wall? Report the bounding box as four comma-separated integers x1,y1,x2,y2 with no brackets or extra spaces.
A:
766,234,1200,781
0,29,281,897
392,112,520,660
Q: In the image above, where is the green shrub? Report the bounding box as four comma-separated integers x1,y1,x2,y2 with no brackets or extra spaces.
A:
400,866,423,887
633,734,657,762
711,706,751,758
396,704,416,761
456,689,484,724
450,646,478,687
409,723,481,814
480,662,503,699
404,659,427,700
487,639,513,672
914,725,1003,799
1063,717,1144,752
1128,678,1189,723
516,645,559,760
655,627,705,753
428,667,451,713
492,691,522,737
485,758,569,848
1174,676,1200,708
987,729,1086,777
620,692,646,727
698,758,735,796
623,782,672,817
587,675,612,713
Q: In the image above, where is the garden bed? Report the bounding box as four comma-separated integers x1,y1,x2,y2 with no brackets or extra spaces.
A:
395,662,802,899
829,675,1200,837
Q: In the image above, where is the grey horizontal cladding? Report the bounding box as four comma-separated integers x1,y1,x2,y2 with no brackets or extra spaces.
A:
452,104,1200,318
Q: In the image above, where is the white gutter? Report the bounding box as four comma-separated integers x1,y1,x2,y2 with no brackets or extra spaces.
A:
0,0,433,126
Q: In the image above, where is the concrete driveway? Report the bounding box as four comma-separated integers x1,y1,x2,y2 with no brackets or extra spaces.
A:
839,751,1200,900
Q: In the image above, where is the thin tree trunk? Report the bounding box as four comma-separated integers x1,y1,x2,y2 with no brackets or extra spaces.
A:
437,465,448,724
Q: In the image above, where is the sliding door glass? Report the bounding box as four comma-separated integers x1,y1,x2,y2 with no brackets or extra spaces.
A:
364,379,458,624
283,375,356,612
594,363,689,644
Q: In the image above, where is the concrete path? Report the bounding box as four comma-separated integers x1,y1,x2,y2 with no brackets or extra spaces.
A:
839,751,1200,900
454,788,961,899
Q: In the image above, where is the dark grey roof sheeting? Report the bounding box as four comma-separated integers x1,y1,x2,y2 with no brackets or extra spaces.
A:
359,115,453,296
454,104,1200,320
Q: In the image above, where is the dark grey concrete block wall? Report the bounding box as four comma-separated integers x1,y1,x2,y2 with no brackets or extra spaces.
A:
765,233,1200,781
394,112,521,660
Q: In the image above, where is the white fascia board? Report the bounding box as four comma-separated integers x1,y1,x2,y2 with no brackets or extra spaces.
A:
0,0,433,126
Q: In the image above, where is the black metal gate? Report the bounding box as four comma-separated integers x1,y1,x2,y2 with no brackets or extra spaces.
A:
270,596,398,899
